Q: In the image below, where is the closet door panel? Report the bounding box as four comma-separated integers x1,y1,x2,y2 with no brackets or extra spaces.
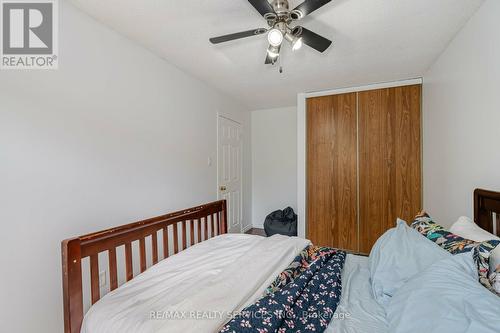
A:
394,85,422,223
358,85,422,253
307,93,358,251
358,88,395,254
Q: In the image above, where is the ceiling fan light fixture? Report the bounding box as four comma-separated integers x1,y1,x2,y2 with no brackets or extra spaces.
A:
292,37,303,51
285,30,303,51
209,0,334,65
267,28,284,47
267,45,280,58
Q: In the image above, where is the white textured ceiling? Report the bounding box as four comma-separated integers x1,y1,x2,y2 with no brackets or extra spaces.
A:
69,0,483,110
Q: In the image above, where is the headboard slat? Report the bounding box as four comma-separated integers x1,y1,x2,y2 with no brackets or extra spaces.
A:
163,228,169,258
204,216,209,240
139,237,147,273
89,254,100,304
173,223,179,254
151,232,158,265
124,242,133,282
182,221,187,251
197,218,202,243
496,213,500,236
190,220,195,246
216,212,221,236
108,248,118,291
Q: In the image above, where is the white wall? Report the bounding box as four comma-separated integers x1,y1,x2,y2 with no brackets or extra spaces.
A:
0,2,250,332
423,0,500,228
251,107,297,229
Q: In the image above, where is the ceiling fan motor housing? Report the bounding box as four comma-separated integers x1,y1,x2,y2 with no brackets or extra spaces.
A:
271,0,290,16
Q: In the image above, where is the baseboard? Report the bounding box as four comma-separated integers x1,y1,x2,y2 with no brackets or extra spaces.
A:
241,224,253,233
252,223,264,229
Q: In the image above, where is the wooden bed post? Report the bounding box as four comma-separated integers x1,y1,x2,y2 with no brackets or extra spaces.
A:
221,199,228,234
474,188,482,229
474,188,500,236
62,238,84,333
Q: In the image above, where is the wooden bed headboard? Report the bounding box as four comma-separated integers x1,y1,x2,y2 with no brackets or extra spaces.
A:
474,188,500,237
61,200,227,333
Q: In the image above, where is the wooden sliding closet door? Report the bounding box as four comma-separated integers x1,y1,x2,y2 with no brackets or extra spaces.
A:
307,93,358,251
358,85,422,253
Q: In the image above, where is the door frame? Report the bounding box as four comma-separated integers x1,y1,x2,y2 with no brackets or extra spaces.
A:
217,114,243,233
297,77,423,239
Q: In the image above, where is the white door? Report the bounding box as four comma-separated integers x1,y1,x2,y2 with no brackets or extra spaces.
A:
218,116,243,233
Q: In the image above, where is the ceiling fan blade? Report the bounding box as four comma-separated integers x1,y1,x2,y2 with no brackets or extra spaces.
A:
265,44,281,64
209,28,267,44
296,27,332,53
292,0,332,19
248,0,275,17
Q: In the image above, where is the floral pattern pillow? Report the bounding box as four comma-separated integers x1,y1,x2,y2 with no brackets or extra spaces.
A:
491,266,500,294
411,212,500,295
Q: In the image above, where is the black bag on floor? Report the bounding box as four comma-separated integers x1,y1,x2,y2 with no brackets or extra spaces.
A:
264,207,298,237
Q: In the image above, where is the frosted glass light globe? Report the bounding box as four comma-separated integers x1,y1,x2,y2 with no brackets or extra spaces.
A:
267,29,283,47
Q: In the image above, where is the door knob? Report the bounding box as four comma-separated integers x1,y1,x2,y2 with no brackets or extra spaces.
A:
220,185,227,191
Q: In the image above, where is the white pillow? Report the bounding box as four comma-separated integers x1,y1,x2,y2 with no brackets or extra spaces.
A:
450,216,500,242
450,216,500,294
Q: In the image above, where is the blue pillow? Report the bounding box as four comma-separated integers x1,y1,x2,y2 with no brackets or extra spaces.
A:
386,252,500,333
369,219,450,306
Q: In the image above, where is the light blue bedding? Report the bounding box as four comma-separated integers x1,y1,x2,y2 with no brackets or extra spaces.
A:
369,219,450,306
386,252,500,333
325,254,388,333
326,219,500,333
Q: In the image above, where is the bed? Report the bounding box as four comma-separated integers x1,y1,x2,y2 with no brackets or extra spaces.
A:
62,190,500,333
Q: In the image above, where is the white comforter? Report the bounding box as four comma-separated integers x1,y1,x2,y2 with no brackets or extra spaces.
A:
81,234,310,333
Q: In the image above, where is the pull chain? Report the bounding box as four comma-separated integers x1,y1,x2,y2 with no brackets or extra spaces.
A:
278,50,284,73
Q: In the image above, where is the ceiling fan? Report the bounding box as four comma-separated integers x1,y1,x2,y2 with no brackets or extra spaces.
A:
209,0,333,65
